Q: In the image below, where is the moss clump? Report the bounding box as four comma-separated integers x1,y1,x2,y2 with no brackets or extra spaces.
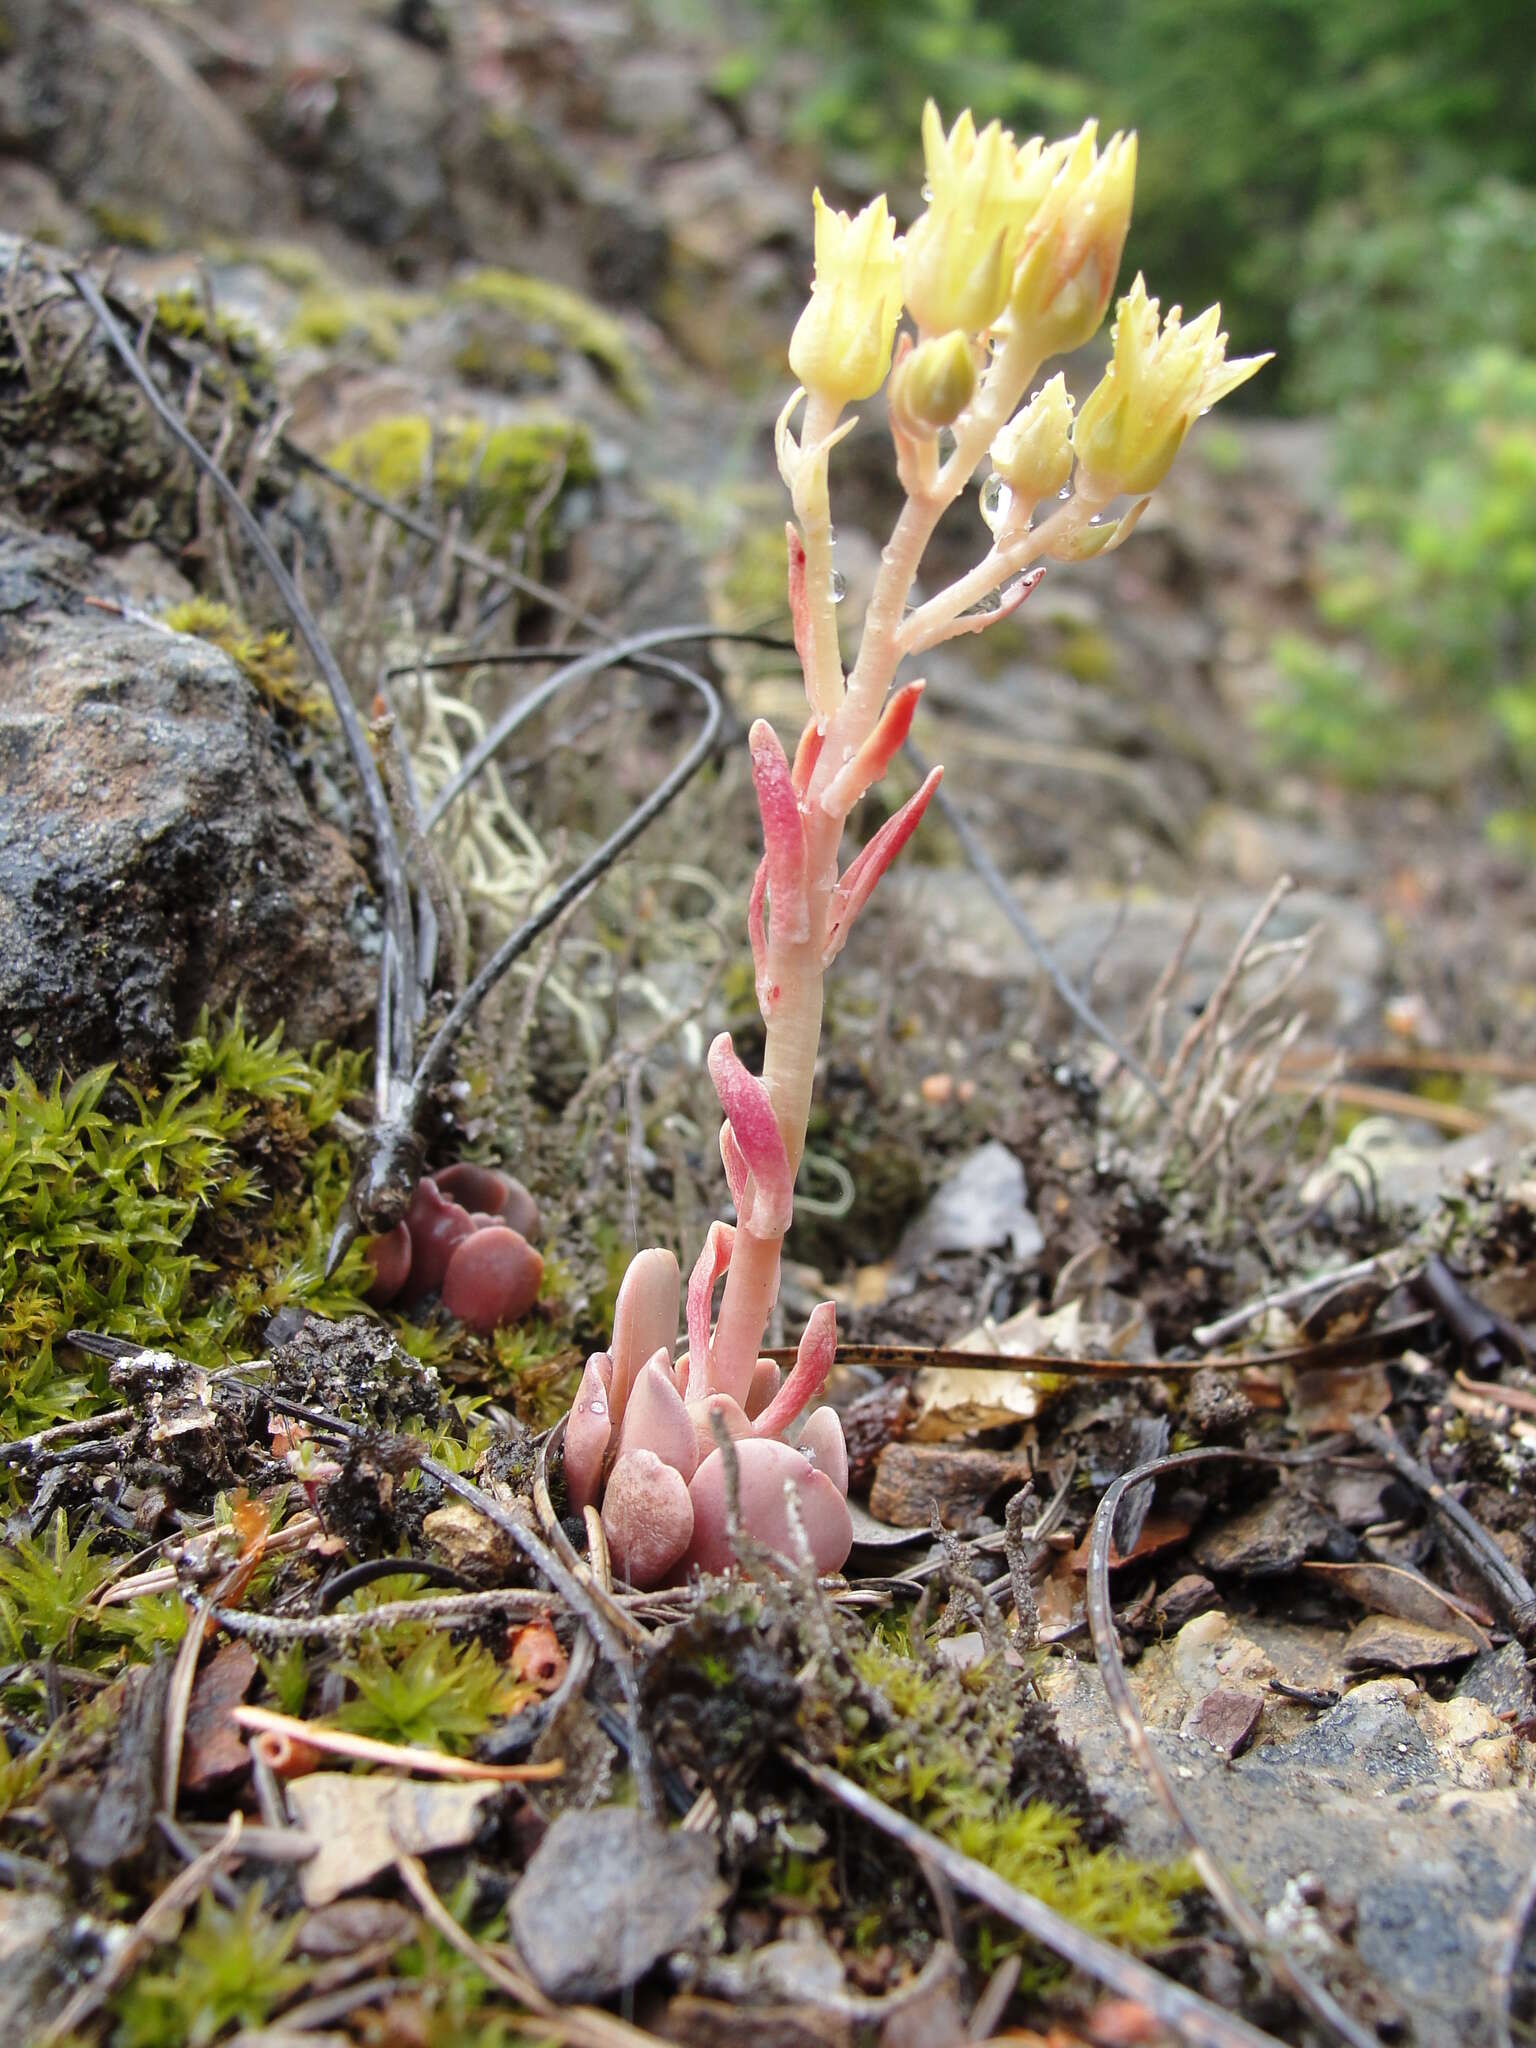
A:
844,1637,1194,1974
151,287,272,376
203,237,328,290
161,597,327,722
287,285,431,361
447,268,644,408
0,1012,373,1435
89,201,170,250
112,1885,306,2048
327,413,596,552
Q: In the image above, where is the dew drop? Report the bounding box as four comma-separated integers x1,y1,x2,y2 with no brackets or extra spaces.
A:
588,1398,607,1418
1088,513,1104,527
920,181,934,204
1057,484,1072,500
979,473,1013,534
830,569,848,603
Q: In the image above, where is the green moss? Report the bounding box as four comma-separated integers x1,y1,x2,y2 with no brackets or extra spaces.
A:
327,413,596,552
151,287,272,376
112,1885,306,2047
162,597,327,722
0,1012,373,1435
1056,622,1119,686
448,268,645,408
844,1638,1194,1975
287,285,431,362
89,201,170,250
332,1628,527,1752
203,237,328,290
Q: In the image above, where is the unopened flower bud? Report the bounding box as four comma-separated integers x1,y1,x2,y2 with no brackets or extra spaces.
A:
1071,273,1271,499
789,190,903,406
1010,124,1137,357
893,330,976,430
990,373,1075,501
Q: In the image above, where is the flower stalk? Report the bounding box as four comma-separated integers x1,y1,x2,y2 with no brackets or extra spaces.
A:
563,100,1269,1588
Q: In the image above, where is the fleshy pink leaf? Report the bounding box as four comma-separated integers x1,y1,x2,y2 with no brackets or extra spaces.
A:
818,681,926,821
719,1121,750,1215
786,522,811,670
749,720,809,945
685,1438,853,1577
685,1220,735,1398
563,1353,614,1515
617,1354,699,1482
745,1359,781,1420
707,1034,793,1239
791,715,825,797
822,766,944,967
609,1247,680,1425
685,1391,753,1466
601,1449,694,1588
910,567,1045,653
753,1300,837,1441
797,1406,849,1493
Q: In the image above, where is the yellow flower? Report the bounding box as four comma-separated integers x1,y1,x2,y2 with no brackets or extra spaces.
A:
1010,123,1137,358
989,373,1075,502
1071,275,1271,499
892,329,977,431
902,102,1059,338
788,190,903,405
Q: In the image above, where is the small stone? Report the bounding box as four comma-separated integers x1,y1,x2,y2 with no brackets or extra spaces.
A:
509,1806,727,2000
1156,1573,1219,1631
1454,1641,1536,1721
1190,1487,1335,1577
868,1441,1029,1531
1183,1686,1263,1758
1341,1615,1481,1674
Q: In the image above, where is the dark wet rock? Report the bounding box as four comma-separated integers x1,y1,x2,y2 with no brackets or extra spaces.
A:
509,1806,728,2000
0,532,376,1074
868,1442,1030,1533
1456,1640,1536,1720
1155,1572,1219,1631
1190,1485,1337,1577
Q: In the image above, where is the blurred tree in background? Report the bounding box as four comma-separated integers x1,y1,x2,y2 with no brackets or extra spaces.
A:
726,0,1536,825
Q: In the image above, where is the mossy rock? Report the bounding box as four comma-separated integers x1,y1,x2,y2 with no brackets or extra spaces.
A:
447,269,644,409
287,286,432,363
326,413,597,552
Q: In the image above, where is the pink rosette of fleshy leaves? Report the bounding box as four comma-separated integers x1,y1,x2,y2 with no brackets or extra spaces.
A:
562,1242,852,1590
364,1164,543,1333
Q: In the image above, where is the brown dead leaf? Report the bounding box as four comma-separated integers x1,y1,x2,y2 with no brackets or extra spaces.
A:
1069,1510,1194,1573
180,1640,257,1794
285,1773,503,1907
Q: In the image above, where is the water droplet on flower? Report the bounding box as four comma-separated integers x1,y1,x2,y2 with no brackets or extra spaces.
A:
830,570,848,603
1057,484,1072,500
936,428,957,461
920,181,934,204
1088,513,1104,527
980,473,1013,534
588,1398,607,1418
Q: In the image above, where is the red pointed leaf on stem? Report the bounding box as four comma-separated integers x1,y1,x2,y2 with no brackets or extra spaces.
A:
685,1219,735,1398
791,715,825,797
822,765,944,967
819,680,925,821
754,1300,837,1440
911,566,1045,654
749,720,809,945
707,1033,793,1240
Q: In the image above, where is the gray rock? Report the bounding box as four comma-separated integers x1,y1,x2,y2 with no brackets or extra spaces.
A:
1456,1641,1536,1721
1046,1662,1536,2048
1190,1486,1336,1578
897,1140,1043,1266
510,1806,727,2000
0,530,375,1074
